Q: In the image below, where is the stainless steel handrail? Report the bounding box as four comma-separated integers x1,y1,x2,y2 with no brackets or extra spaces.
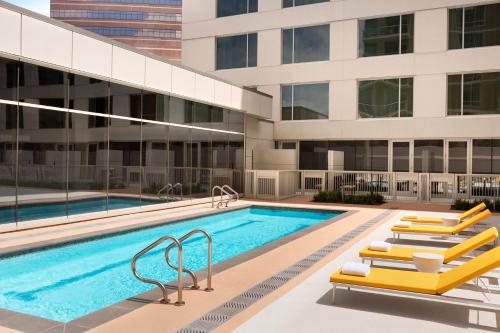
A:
131,236,185,305
222,185,239,202
165,229,214,292
212,185,232,208
157,183,172,199
168,182,183,201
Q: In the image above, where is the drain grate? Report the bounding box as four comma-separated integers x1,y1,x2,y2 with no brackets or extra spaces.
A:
178,209,392,333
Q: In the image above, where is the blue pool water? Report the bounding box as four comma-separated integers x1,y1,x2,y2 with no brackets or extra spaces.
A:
0,197,159,224
0,207,340,322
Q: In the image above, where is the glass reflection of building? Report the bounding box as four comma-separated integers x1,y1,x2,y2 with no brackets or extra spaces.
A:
0,57,244,225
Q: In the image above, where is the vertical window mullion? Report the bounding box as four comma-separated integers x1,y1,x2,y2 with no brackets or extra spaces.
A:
461,74,464,115
246,34,249,67
291,85,294,120
292,28,295,64
399,15,402,54
462,7,465,49
398,78,401,117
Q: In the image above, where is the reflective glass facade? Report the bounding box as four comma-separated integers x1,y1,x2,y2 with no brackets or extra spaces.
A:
281,83,329,120
472,139,500,174
359,14,414,57
447,72,500,116
449,3,500,50
358,78,413,118
0,57,245,226
282,25,330,64
52,10,181,22
217,0,258,18
83,27,181,39
216,33,257,70
414,140,444,173
283,0,329,8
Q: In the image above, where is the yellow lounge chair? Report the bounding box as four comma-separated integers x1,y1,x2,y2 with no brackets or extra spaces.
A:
360,227,498,265
392,209,492,239
401,202,486,224
330,246,500,306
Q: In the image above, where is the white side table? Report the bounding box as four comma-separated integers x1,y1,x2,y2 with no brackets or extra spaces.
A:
412,252,444,273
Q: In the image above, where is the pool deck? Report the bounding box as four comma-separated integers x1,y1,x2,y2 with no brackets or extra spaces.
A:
0,199,498,333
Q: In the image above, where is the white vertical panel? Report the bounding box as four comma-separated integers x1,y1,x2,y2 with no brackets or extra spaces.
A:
415,9,447,54
214,80,232,107
195,74,215,103
72,33,112,77
21,15,72,68
171,66,196,97
0,7,21,55
144,57,172,93
231,86,244,109
259,94,273,119
112,46,146,85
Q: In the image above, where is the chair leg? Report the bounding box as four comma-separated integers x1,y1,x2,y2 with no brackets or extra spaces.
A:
332,284,337,304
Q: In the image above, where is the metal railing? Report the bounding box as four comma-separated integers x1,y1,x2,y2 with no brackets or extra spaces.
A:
157,183,183,201
244,170,500,203
211,185,238,208
131,229,213,306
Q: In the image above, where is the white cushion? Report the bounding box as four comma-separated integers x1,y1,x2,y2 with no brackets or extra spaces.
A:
341,262,371,277
369,241,392,252
394,221,411,228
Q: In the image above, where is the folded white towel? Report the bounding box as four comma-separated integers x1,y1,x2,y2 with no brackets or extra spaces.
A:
404,215,418,219
341,262,371,277
369,241,392,252
394,221,411,228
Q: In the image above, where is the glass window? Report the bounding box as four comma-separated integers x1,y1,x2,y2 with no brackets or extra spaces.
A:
449,3,500,50
141,121,169,201
142,92,168,121
0,58,18,101
0,104,17,224
69,74,109,114
83,27,181,39
299,141,328,170
283,0,329,8
281,83,329,120
328,140,388,171
447,72,500,116
19,63,67,108
392,142,410,172
448,141,468,173
169,126,192,197
17,107,68,221
110,83,142,117
472,139,500,174
216,33,257,70
217,0,258,18
358,78,413,118
359,14,414,57
414,140,444,173
282,25,330,64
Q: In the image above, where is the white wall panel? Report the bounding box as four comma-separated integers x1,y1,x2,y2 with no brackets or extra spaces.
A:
21,16,72,68
0,7,21,55
112,46,145,85
195,74,215,103
182,0,215,23
171,66,196,98
72,33,112,77
182,38,215,72
144,57,172,93
415,9,447,53
214,80,232,107
258,29,281,67
231,86,244,110
413,74,447,118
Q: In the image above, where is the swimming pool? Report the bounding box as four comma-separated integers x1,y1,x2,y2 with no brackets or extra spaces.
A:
0,197,159,224
0,206,340,322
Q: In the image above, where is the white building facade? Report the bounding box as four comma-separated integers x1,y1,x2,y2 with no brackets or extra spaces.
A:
182,0,500,174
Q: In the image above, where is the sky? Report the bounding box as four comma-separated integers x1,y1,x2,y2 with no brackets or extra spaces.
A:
5,0,50,16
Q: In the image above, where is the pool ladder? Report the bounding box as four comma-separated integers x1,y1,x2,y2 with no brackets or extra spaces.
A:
157,183,183,201
211,185,239,208
131,229,213,306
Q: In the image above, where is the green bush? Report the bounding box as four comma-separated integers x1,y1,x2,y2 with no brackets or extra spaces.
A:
313,191,385,205
452,198,499,212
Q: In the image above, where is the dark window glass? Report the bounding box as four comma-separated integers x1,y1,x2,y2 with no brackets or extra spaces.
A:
141,121,170,200
142,93,168,121
414,140,444,173
329,140,388,171
447,75,462,116
19,63,67,108
392,142,410,172
449,8,463,49
110,83,142,117
299,141,328,170
228,109,244,133
168,96,189,124
69,74,109,114
83,27,180,39
68,112,108,213
0,58,18,101
448,141,467,173
169,126,192,196
449,4,500,49
472,139,500,174
282,83,329,120
216,33,257,70
17,107,67,221
359,78,413,118
463,72,500,115
4,104,22,129
359,15,414,57
0,104,16,223
217,0,258,18
282,142,297,149
283,0,329,8
283,25,330,64
38,109,67,129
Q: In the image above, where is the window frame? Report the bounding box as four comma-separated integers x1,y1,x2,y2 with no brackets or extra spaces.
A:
357,77,414,119
357,13,415,58
446,71,500,117
281,23,331,65
282,0,329,9
216,0,258,18
280,81,330,121
215,32,258,70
